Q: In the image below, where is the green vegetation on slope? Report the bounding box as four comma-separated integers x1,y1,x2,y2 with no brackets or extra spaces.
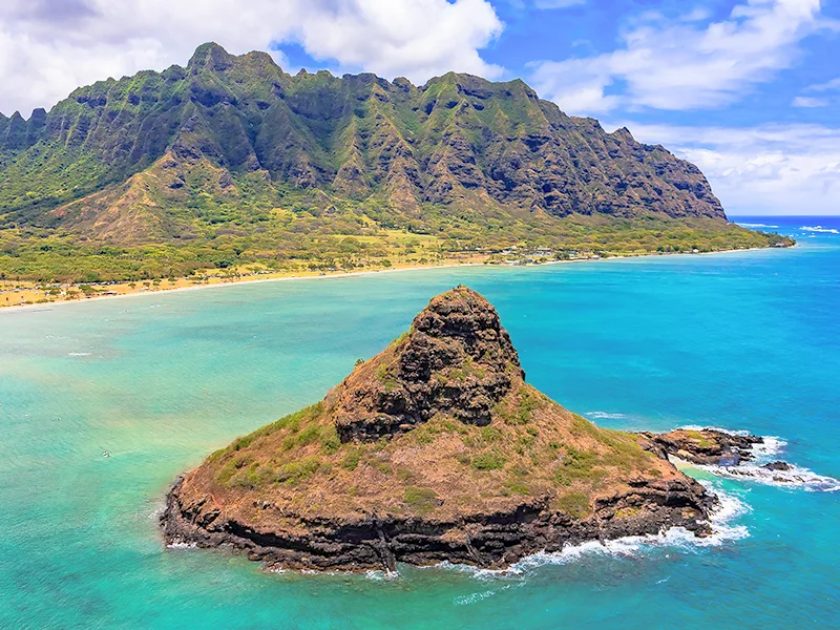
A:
0,42,793,287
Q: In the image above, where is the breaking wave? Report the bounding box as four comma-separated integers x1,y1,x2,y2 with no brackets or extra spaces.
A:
678,429,838,492
737,222,779,228
586,411,627,420
705,463,840,492
800,226,839,234
166,541,197,549
677,424,752,437
436,484,749,579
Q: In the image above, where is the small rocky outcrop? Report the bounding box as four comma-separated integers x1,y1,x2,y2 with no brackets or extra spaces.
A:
762,461,792,472
637,428,764,466
162,287,718,572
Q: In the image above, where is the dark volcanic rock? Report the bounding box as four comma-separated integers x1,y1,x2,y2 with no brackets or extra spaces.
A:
333,288,524,442
637,428,763,466
762,461,793,472
162,474,714,572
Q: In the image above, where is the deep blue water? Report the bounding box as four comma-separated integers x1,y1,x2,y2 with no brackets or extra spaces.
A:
0,215,837,628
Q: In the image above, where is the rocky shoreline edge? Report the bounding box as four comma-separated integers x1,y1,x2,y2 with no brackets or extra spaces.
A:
161,427,785,573
161,425,834,573
161,471,716,573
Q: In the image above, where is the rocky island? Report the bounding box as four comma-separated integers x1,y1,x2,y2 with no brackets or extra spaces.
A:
162,286,725,571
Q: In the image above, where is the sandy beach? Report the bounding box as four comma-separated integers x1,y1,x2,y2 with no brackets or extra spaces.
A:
0,245,783,314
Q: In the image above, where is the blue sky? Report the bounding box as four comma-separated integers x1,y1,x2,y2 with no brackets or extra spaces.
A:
1,0,838,214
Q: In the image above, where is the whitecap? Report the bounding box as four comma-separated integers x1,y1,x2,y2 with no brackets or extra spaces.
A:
67,352,92,357
702,462,839,492
737,222,779,229
677,424,751,437
800,226,839,234
586,411,627,420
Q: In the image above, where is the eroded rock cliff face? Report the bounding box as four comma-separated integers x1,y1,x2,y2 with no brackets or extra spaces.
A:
162,287,717,571
333,288,523,441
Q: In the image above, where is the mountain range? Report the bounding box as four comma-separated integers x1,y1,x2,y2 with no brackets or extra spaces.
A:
0,43,785,283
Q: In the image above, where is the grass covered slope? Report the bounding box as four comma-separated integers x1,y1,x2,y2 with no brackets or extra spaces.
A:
163,287,716,571
0,43,791,288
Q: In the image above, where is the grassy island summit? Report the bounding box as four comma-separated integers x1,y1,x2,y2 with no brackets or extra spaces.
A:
0,43,791,307
162,287,719,571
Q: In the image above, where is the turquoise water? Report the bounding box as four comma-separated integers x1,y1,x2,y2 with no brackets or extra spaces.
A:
1,216,838,628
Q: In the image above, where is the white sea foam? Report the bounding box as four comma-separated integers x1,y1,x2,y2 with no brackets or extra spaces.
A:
680,430,839,492
166,541,197,549
750,436,787,458
364,569,399,581
800,226,839,234
704,462,839,492
434,484,749,579
737,222,779,229
677,424,751,436
67,352,92,357
586,411,627,420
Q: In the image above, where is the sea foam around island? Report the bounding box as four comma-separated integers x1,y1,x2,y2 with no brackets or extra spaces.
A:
677,426,840,493
432,481,750,580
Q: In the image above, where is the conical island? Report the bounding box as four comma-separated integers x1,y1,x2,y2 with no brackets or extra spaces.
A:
162,287,716,570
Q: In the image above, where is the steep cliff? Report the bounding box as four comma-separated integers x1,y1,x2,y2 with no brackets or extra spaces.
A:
1,43,727,240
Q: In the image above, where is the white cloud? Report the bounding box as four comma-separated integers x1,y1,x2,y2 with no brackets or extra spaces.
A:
0,0,503,116
613,121,840,215
804,76,840,92
533,0,585,9
530,0,823,115
792,96,829,107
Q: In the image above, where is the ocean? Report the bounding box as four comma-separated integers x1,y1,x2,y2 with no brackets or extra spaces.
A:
0,215,837,628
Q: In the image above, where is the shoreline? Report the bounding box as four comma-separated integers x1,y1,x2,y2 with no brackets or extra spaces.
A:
0,245,787,314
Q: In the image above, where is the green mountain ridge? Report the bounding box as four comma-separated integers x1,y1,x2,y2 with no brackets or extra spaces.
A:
0,43,787,284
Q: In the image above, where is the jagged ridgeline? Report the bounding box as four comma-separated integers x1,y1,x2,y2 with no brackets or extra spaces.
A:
0,43,785,281
162,287,716,571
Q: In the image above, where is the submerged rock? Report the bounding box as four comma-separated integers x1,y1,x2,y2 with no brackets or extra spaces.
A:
162,287,716,572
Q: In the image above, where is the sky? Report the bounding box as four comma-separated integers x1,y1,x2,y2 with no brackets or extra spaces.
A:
1,0,838,215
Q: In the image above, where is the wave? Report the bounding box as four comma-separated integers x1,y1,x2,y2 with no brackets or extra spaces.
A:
166,541,197,549
800,226,839,234
704,463,840,492
750,436,787,458
679,430,838,492
677,424,752,437
364,569,399,581
67,352,92,357
586,411,627,420
435,483,749,579
454,589,503,606
737,222,779,228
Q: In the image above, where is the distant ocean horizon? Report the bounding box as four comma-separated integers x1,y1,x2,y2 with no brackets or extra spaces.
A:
1,216,837,628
